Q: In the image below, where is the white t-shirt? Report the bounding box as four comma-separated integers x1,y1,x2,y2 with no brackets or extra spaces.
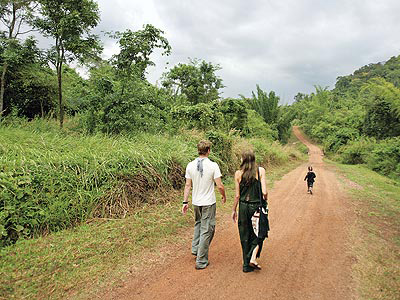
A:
185,157,222,206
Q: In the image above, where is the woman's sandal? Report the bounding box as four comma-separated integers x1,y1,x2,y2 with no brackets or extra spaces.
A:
249,261,262,270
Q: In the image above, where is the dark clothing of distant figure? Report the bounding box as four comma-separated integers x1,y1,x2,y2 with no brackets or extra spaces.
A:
238,169,268,272
304,171,316,188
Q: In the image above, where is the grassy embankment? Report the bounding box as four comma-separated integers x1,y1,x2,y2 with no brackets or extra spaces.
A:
0,121,307,299
330,161,399,300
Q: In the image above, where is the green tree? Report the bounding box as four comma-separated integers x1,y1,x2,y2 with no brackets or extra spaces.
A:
34,0,101,128
1,37,57,118
218,98,248,132
361,79,400,139
162,59,224,104
110,24,171,82
62,65,89,115
81,25,172,134
244,109,278,139
83,62,115,133
246,85,280,125
100,79,169,134
0,0,36,119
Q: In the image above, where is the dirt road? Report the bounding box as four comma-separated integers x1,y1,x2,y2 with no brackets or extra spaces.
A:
105,127,356,300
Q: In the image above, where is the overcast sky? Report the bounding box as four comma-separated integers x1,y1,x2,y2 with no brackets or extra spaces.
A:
93,0,400,104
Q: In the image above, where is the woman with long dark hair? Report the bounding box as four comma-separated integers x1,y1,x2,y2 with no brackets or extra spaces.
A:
232,149,269,272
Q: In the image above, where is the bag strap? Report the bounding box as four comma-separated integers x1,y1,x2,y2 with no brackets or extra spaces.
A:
257,167,263,207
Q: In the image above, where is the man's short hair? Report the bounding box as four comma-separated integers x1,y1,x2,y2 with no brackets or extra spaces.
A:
197,140,212,155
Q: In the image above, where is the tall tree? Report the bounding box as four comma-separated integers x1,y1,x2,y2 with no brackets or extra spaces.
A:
361,78,400,139
34,0,101,128
110,24,171,82
162,59,224,104
247,85,280,125
0,0,36,119
1,36,57,118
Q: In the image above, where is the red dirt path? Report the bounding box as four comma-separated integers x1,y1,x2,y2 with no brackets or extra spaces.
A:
103,127,356,300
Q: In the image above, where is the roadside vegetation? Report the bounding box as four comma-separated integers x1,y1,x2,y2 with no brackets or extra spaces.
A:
331,161,399,300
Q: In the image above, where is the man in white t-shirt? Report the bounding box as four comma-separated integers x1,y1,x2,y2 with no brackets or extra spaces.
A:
182,140,226,270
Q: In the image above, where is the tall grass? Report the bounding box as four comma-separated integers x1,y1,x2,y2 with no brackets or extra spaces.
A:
0,128,193,246
0,119,305,246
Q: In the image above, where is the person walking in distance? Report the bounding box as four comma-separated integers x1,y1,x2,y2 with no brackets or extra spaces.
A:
232,150,269,272
304,166,316,194
182,140,226,270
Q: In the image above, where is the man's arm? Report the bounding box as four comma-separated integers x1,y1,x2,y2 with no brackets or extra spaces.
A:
182,178,192,215
214,177,226,204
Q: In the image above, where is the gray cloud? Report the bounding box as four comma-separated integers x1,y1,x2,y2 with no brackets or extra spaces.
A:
96,0,400,103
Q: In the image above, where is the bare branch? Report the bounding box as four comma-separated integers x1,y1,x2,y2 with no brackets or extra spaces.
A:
14,16,24,37
15,28,38,36
0,19,9,28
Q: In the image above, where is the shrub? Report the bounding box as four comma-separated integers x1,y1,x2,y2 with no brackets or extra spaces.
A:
206,130,235,173
171,99,248,133
244,109,278,140
337,137,376,165
366,137,400,179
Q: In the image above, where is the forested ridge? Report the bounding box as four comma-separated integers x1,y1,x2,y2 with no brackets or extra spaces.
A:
0,0,399,249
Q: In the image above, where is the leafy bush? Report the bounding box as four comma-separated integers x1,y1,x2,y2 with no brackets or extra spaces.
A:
337,137,376,164
366,137,400,179
244,109,278,139
172,102,222,130
171,98,248,133
205,130,234,173
337,137,400,179
322,127,360,153
99,80,170,134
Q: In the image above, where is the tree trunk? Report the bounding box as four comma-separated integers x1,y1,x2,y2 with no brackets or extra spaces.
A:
57,61,63,128
0,63,7,119
0,4,17,119
40,99,44,118
56,39,65,129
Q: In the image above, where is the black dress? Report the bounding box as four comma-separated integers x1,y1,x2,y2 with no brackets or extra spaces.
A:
238,171,269,271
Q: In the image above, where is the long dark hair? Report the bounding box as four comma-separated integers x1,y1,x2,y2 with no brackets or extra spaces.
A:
240,149,257,185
